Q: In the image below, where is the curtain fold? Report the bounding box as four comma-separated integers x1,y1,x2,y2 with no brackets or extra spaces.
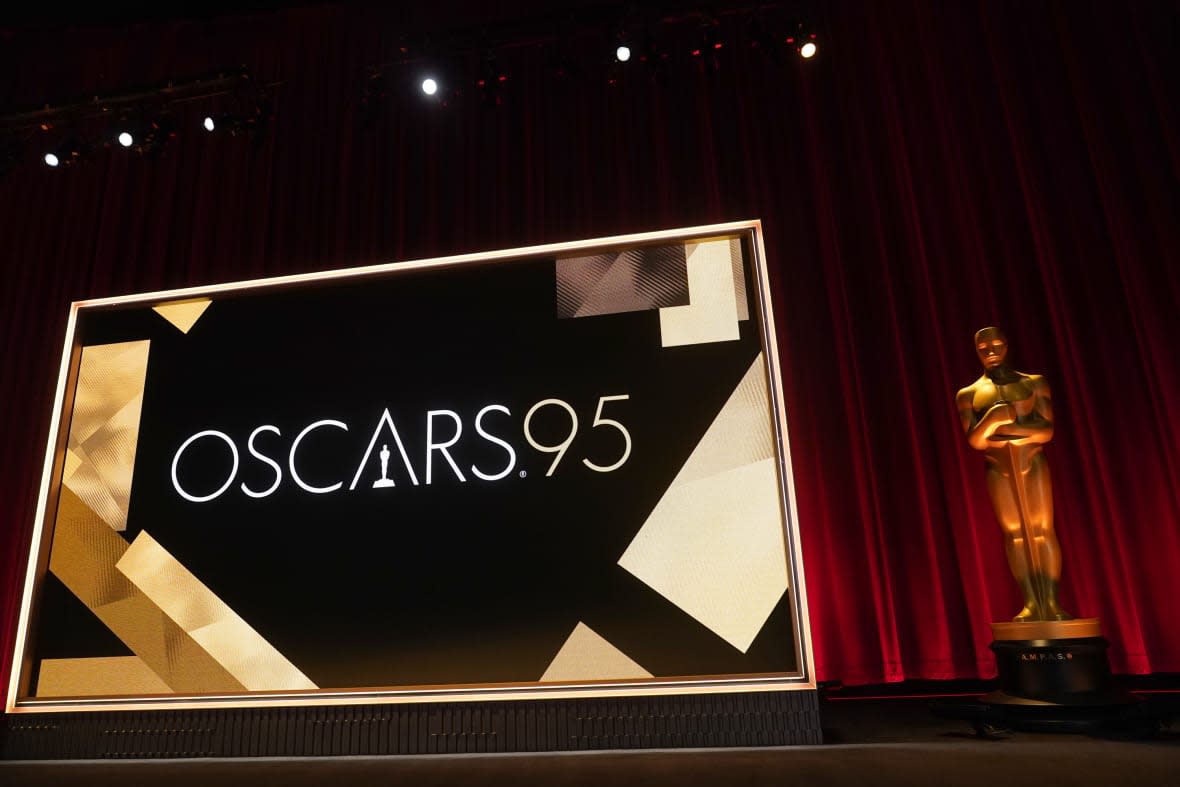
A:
2,0,1177,692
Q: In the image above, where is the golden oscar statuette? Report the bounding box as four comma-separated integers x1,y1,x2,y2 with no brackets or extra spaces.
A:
956,327,1126,709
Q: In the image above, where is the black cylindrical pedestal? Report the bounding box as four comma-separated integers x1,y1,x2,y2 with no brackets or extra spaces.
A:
989,637,1116,704
932,621,1153,736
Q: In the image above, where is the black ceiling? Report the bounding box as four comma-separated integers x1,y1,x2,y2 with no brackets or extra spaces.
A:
0,0,336,30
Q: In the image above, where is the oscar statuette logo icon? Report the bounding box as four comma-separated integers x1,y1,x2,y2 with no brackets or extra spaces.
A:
954,327,1130,713
372,444,395,489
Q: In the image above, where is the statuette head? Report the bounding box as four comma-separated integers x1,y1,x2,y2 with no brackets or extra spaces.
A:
974,326,1008,370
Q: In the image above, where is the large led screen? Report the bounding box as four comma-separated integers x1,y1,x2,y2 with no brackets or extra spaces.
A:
7,222,813,711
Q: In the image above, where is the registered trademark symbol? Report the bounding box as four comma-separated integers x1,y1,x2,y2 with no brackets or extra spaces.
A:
519,470,527,478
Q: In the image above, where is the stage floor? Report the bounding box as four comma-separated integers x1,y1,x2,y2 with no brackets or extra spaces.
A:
3,684,1177,786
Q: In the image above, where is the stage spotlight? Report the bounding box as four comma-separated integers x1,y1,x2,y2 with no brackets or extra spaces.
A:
199,72,273,137
42,139,87,168
201,106,269,139
203,80,273,138
421,77,438,96
787,24,819,59
611,10,640,65
111,116,175,156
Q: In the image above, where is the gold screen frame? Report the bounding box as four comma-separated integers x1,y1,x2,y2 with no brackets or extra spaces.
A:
6,220,816,713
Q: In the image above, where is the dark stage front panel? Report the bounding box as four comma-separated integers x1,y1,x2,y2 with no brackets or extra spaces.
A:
1,691,822,759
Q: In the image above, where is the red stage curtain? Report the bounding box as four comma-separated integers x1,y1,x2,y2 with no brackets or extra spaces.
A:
2,1,1177,691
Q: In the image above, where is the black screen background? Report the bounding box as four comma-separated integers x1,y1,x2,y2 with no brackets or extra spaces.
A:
31,245,800,692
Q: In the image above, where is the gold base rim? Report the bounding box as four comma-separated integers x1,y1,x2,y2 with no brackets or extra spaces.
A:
990,618,1102,642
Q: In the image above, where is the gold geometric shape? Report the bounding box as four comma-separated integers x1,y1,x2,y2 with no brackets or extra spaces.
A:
62,448,83,483
671,354,774,486
152,297,212,334
658,239,742,347
36,656,173,698
618,355,788,653
556,246,689,319
45,488,247,695
116,531,318,692
539,622,653,683
63,340,150,532
727,236,750,322
67,340,150,445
